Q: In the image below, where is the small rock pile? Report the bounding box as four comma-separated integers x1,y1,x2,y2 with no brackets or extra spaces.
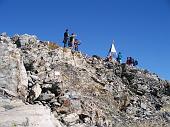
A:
0,33,170,127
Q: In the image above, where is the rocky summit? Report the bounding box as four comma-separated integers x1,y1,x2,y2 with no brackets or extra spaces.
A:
0,33,170,127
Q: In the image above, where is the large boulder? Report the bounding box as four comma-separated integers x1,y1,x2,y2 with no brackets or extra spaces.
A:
0,97,56,127
0,38,28,99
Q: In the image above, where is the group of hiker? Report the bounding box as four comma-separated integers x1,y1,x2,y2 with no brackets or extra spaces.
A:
126,57,138,66
106,41,138,66
108,53,138,66
63,31,138,66
63,29,80,51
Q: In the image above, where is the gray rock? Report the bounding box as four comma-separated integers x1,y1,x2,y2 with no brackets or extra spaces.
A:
53,119,63,127
19,34,38,46
31,83,42,100
0,107,5,112
38,93,55,101
163,112,170,122
1,32,7,37
68,91,80,99
63,113,79,124
42,84,53,89
30,75,40,81
70,123,87,127
141,102,147,110
53,102,61,107
28,82,33,87
28,76,34,84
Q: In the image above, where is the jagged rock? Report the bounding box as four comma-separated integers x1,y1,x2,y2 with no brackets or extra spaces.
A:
31,83,42,100
163,112,170,122
18,34,38,46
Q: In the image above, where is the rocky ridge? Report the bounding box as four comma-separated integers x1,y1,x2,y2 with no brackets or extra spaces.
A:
0,33,170,127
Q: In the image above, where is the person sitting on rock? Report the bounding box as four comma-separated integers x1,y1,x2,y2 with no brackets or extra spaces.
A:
63,29,69,48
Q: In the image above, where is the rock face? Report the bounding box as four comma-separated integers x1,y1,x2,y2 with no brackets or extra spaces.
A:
0,34,28,99
0,33,170,127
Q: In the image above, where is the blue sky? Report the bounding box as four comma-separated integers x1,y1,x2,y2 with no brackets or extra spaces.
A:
0,0,170,80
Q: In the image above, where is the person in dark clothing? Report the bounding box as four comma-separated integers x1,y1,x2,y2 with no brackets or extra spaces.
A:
126,57,130,65
68,33,76,48
63,29,69,48
133,59,138,66
131,58,134,66
130,57,133,65
126,57,133,66
126,57,138,66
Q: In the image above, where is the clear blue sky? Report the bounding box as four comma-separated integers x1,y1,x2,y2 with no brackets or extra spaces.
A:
0,0,170,80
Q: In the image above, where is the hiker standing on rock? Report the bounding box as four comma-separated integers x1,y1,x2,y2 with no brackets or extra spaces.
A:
68,33,76,48
116,52,122,63
126,57,131,65
63,29,69,48
133,59,138,66
74,39,81,51
126,57,134,66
